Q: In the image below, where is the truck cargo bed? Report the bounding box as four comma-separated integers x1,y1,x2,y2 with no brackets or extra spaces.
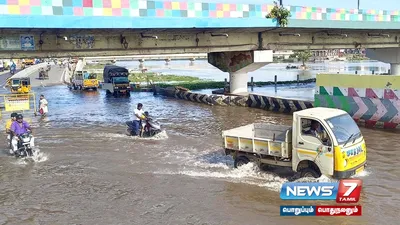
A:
222,123,292,158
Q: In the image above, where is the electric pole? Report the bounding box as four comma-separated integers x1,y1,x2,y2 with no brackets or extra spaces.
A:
280,0,283,5
358,0,360,9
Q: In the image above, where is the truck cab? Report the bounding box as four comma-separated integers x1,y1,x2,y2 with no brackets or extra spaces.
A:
102,65,130,97
82,72,99,90
292,107,366,178
222,107,367,179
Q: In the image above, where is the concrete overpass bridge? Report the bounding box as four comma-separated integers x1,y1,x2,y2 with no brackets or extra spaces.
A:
1,0,400,94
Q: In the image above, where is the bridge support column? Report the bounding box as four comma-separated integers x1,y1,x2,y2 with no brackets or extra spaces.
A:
189,58,195,66
366,48,400,75
390,63,400,75
208,50,273,94
139,59,145,69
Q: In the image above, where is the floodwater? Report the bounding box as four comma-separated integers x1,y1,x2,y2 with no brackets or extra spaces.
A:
116,59,390,82
0,85,399,225
115,60,389,100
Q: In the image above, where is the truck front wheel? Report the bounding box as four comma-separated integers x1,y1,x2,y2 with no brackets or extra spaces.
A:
234,156,250,168
299,168,320,178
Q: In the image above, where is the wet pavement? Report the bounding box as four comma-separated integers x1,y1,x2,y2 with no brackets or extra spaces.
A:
0,85,398,225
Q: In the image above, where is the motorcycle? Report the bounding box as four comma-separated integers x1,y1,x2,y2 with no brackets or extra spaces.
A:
126,112,162,137
12,132,35,157
10,66,16,75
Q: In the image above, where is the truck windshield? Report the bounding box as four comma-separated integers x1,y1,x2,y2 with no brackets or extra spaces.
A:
12,80,20,86
325,114,362,145
113,77,129,84
84,73,97,79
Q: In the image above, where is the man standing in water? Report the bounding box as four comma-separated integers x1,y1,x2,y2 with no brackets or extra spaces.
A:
133,103,145,136
39,95,48,116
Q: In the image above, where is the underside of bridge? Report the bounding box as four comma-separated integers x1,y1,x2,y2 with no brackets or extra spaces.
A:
1,28,400,58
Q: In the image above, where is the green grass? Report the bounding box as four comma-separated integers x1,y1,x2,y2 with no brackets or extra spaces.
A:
156,78,316,90
94,72,202,83
129,73,201,82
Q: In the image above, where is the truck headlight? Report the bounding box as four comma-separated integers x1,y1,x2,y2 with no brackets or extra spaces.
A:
343,159,347,167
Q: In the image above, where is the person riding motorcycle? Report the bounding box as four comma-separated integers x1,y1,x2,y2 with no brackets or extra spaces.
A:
10,114,34,155
5,113,18,154
10,61,16,74
132,103,146,136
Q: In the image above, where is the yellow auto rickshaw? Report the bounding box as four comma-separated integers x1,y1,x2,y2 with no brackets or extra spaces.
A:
7,77,31,94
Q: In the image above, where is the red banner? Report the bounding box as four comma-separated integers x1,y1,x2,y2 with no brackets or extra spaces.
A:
316,205,362,216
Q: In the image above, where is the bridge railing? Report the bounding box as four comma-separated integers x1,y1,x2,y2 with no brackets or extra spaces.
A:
11,62,49,79
0,93,37,118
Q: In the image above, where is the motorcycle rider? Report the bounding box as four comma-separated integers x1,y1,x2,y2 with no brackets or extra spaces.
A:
5,113,18,154
133,103,146,136
10,61,16,74
10,114,34,154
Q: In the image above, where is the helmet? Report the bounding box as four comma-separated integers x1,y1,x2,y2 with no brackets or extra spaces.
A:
11,113,18,118
16,114,23,120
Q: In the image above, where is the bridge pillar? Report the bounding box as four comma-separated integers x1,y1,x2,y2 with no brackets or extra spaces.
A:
139,59,145,69
189,58,195,66
208,50,273,94
366,48,400,75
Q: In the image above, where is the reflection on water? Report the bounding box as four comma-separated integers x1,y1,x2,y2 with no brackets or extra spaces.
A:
0,85,398,225
116,60,390,82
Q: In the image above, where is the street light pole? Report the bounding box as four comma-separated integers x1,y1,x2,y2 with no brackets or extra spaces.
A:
357,0,360,9
280,0,283,6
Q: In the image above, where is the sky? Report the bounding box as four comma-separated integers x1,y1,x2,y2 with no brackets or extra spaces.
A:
180,0,400,11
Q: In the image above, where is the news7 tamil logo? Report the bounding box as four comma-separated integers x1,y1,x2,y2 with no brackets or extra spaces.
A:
280,179,362,203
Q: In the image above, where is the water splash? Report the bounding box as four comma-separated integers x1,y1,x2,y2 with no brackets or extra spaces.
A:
127,130,169,141
29,149,48,162
353,168,371,177
11,149,48,165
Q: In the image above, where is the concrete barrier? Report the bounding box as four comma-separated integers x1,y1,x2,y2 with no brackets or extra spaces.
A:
10,62,48,79
314,74,400,129
156,87,314,113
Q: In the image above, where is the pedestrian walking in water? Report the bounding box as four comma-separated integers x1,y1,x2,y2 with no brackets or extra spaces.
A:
39,94,48,116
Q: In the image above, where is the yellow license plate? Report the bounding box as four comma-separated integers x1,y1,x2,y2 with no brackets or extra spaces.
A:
356,166,364,174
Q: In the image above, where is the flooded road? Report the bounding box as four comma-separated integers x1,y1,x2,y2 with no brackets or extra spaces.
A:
0,85,399,225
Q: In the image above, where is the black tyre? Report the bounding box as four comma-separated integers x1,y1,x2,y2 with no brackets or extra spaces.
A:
299,168,321,178
234,156,250,168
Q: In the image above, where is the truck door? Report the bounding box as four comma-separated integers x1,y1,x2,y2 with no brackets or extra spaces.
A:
297,117,334,176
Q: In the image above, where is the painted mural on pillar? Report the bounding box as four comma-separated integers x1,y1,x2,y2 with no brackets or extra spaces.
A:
208,51,253,73
314,74,400,129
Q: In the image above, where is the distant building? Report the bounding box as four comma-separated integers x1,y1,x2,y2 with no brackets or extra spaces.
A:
273,50,294,59
311,49,365,61
311,49,340,60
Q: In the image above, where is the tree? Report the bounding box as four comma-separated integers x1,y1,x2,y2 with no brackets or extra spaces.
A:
266,1,291,27
292,50,312,66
